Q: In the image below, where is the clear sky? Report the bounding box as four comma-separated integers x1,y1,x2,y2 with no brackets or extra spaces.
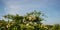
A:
0,0,60,25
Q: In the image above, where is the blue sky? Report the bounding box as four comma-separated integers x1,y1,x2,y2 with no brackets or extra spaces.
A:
0,0,60,25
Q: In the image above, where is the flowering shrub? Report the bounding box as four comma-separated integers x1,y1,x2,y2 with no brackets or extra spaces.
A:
0,10,60,30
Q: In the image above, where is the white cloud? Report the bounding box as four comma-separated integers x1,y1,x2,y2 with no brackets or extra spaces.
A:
4,0,21,15
3,0,48,15
4,5,20,14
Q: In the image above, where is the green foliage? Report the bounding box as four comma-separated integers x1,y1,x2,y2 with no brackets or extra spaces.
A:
51,24,60,30
0,10,60,30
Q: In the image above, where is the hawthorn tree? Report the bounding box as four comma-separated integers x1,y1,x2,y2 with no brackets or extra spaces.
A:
3,10,46,30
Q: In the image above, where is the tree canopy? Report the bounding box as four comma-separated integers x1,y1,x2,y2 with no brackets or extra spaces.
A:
0,10,60,30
